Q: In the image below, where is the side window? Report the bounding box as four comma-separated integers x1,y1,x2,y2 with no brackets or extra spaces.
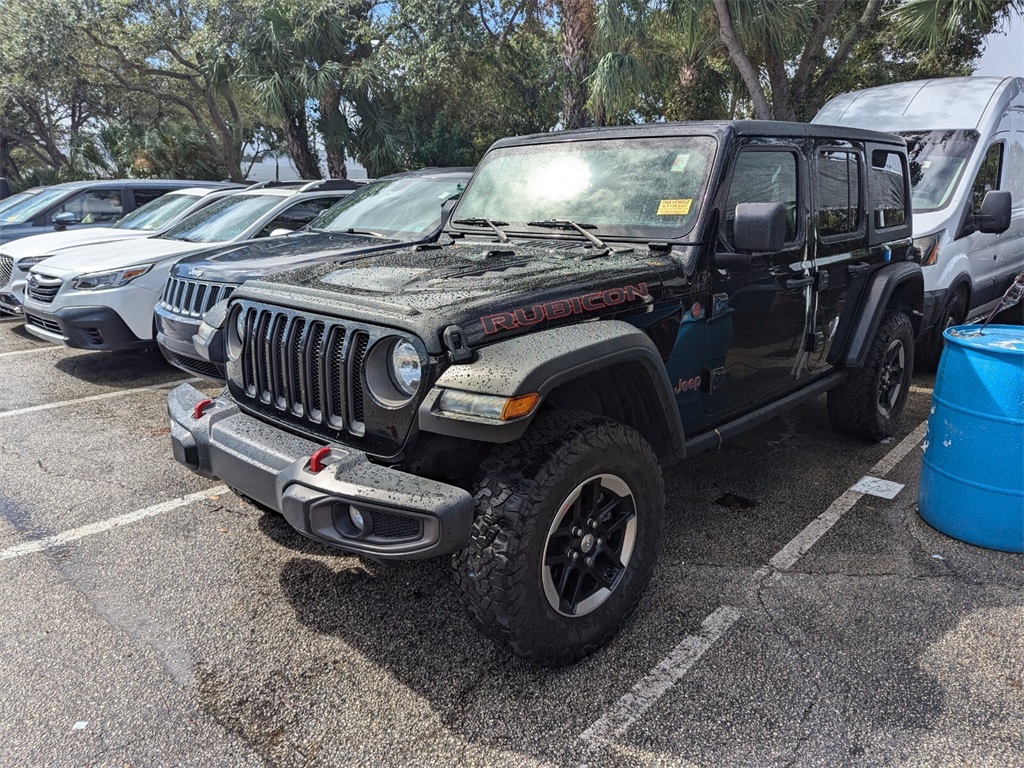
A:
132,188,167,208
257,196,338,237
52,189,125,224
970,143,1003,212
724,150,799,246
816,150,861,238
870,150,908,230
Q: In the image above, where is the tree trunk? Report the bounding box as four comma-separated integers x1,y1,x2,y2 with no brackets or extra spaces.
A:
318,93,348,179
712,0,772,120
282,102,321,180
558,0,596,129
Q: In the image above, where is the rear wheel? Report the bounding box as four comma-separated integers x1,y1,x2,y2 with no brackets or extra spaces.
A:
454,410,665,665
828,311,914,441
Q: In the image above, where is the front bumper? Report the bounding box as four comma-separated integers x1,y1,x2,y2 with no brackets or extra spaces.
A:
155,304,225,380
22,304,150,349
168,383,475,559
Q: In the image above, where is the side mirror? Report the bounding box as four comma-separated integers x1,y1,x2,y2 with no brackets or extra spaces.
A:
732,202,786,253
52,211,79,231
193,299,229,363
974,190,1011,234
269,227,293,237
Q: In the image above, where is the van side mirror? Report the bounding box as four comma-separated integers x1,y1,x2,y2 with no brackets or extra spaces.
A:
974,190,1011,234
440,195,460,223
52,211,79,231
269,227,294,237
732,202,787,253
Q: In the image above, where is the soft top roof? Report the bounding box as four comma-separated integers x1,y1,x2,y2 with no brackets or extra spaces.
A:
491,119,908,151
813,76,1023,132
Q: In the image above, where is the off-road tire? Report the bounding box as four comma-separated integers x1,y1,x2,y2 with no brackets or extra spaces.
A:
828,310,914,441
453,410,666,666
916,289,965,371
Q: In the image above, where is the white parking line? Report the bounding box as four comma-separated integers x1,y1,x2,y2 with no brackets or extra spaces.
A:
581,420,929,744
0,346,59,358
0,379,199,419
0,486,229,562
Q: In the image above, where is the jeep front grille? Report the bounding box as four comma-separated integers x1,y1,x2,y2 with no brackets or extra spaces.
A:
160,276,236,318
0,255,12,288
237,305,370,436
26,275,62,303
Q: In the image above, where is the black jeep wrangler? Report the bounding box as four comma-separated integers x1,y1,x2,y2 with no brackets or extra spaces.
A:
169,121,922,665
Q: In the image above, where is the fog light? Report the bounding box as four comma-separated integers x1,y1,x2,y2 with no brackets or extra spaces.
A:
349,507,367,532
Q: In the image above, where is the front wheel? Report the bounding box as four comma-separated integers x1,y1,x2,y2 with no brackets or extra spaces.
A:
828,310,914,441
454,410,666,666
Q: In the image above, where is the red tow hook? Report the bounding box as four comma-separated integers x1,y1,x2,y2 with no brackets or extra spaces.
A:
309,446,332,473
192,398,214,419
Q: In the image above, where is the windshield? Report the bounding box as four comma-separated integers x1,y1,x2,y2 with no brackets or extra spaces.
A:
0,186,71,224
162,193,282,243
312,177,467,238
454,136,716,240
0,190,41,218
900,130,979,212
113,192,203,231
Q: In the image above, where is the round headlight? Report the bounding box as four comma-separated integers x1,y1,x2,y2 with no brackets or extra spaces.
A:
389,339,421,396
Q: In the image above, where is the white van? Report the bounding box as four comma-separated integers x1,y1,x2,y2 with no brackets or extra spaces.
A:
813,76,1022,366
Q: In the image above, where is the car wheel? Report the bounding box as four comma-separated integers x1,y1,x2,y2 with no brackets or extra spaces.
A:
916,290,965,371
828,311,914,441
453,410,665,666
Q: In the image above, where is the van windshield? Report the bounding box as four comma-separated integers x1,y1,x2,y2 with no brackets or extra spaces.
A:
900,130,979,213
0,186,70,224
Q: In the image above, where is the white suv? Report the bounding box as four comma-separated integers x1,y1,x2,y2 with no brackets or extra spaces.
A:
21,180,361,350
0,185,240,316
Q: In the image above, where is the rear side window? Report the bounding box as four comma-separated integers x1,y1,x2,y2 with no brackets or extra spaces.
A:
817,150,861,238
132,188,167,208
870,151,908,230
724,149,799,246
970,143,1003,212
257,196,340,236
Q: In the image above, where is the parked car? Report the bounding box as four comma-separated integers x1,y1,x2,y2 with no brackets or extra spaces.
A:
0,184,242,315
0,188,43,218
168,121,922,664
813,76,1020,366
156,168,472,380
20,179,362,350
0,179,229,246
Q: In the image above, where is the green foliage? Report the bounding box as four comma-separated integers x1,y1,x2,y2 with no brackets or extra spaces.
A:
0,0,1016,187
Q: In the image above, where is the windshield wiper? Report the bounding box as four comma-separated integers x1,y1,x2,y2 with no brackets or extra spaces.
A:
344,227,387,238
527,219,607,249
453,218,510,242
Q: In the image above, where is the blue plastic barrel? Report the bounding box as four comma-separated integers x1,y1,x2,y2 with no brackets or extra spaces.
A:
919,325,1024,552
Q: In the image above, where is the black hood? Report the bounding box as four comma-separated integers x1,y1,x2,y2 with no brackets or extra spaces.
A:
170,230,404,283
237,238,686,354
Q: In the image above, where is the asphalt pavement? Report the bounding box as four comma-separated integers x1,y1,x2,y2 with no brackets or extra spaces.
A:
0,314,1021,768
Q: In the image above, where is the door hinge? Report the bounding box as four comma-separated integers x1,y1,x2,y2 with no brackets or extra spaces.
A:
702,367,726,393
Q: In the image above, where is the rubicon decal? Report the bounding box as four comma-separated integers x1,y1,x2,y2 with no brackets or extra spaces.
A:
480,283,650,335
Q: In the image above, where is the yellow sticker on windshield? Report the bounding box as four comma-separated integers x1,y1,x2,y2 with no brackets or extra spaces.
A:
657,198,693,216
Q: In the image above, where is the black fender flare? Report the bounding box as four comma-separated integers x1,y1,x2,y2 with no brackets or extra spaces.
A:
829,262,924,369
417,320,685,456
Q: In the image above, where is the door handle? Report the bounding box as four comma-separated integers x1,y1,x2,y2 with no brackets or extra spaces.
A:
785,276,814,291
847,261,872,277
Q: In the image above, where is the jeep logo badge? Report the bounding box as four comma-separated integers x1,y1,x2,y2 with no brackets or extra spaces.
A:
188,267,204,278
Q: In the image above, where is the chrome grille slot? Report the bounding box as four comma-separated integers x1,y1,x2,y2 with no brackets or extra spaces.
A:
233,304,388,441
